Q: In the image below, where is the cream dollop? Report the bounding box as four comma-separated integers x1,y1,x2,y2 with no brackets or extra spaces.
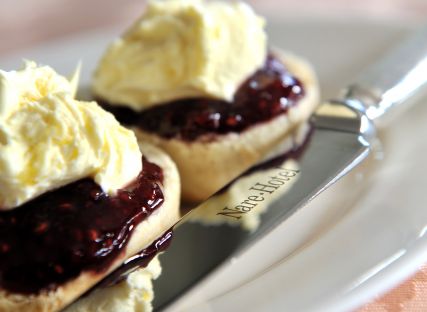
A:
93,0,267,110
0,61,142,210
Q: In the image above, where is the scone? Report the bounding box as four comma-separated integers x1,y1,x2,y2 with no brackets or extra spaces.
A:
93,0,320,202
0,62,180,312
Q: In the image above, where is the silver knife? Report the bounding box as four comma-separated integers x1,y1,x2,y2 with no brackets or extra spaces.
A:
151,25,427,311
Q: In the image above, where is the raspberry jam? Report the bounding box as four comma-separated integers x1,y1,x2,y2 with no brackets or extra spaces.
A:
96,229,173,289
99,54,305,141
0,157,164,294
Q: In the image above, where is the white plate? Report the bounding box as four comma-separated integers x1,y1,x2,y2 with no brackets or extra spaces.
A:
2,17,427,312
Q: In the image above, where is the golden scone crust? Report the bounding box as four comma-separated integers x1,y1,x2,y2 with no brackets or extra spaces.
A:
0,143,180,312
134,52,319,202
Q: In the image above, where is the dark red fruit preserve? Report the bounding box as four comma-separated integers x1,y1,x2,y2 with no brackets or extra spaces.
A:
0,157,164,295
96,229,173,289
99,54,305,141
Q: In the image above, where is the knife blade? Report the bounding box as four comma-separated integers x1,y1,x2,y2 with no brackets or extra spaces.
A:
152,25,427,311
153,108,370,311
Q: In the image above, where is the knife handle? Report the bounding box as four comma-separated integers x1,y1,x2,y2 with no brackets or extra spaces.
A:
342,25,427,121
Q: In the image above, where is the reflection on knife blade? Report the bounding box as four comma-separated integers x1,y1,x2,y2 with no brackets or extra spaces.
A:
187,122,312,232
152,25,427,311
152,103,370,310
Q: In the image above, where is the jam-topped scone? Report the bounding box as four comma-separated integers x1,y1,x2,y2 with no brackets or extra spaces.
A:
0,62,180,312
93,0,319,202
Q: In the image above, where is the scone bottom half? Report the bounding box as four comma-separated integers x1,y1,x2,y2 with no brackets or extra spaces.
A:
0,144,181,312
98,53,320,202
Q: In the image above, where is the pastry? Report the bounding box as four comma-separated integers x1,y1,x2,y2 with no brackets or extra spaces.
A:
0,62,180,312
93,0,319,202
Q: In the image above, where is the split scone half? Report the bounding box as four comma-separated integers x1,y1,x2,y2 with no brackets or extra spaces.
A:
0,143,180,312
133,53,319,202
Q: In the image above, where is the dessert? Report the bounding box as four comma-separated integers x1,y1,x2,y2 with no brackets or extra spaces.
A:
94,0,319,202
0,62,180,312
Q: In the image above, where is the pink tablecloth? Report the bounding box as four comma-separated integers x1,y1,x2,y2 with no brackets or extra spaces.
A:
359,265,427,311
1,1,427,311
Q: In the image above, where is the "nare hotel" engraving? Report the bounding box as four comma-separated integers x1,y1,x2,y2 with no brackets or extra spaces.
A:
217,166,299,220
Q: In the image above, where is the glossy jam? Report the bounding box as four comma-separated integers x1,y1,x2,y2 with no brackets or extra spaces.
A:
99,54,305,141
0,157,164,294
96,229,173,289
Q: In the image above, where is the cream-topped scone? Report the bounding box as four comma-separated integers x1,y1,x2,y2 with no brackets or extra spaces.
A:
94,0,319,203
0,62,180,312
0,61,141,209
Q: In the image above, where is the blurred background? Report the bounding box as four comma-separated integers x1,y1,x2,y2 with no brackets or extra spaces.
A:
1,0,427,56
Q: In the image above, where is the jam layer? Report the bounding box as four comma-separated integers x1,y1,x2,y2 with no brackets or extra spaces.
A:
100,54,305,141
0,157,164,294
96,229,173,289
